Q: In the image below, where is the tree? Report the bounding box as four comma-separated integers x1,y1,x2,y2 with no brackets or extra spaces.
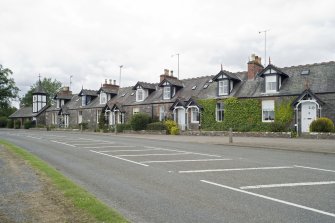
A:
20,77,62,106
0,65,19,116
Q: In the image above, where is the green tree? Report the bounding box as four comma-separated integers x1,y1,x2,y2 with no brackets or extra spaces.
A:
0,65,19,116
20,77,62,106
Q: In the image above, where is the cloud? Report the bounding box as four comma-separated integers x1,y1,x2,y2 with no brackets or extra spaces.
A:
1,0,334,108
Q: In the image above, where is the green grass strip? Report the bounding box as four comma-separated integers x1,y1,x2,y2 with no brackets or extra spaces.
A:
0,140,129,223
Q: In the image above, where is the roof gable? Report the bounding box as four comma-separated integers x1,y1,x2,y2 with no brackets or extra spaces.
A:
258,64,289,78
158,77,183,88
132,81,156,90
292,89,325,106
212,70,241,82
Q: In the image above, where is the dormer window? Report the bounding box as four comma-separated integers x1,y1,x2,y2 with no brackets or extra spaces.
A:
212,69,241,97
81,95,86,106
163,86,171,99
259,64,289,94
265,75,277,93
135,86,149,102
100,92,107,104
219,80,229,95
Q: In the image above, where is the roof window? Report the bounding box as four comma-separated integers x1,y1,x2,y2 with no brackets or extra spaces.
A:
301,70,310,75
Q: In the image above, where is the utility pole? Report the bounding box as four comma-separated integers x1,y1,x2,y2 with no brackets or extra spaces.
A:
259,30,269,66
119,65,123,87
172,53,180,79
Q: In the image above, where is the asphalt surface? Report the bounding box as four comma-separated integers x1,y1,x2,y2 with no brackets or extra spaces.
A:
1,129,334,223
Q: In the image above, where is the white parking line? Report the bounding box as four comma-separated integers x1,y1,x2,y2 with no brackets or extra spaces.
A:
201,180,335,218
240,181,335,190
179,166,294,173
144,146,221,158
141,158,232,164
83,145,135,149
51,140,76,147
72,142,113,146
117,152,191,157
25,135,42,140
90,150,148,167
295,165,335,173
108,148,161,152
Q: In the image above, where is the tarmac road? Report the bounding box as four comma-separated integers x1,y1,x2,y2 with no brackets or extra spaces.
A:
1,129,334,223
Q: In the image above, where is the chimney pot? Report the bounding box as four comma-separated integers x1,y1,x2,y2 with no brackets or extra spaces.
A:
247,54,264,80
164,69,169,76
170,70,174,77
113,80,116,85
109,79,112,84
105,79,107,84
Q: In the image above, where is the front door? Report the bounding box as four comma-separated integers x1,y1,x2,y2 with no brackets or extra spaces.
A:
301,101,317,132
177,109,186,131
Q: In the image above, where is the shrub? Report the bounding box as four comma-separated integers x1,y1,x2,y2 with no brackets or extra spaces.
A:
79,122,89,130
14,120,21,129
269,122,287,132
146,122,166,131
0,116,8,128
310,117,334,132
7,119,14,128
23,120,32,129
170,126,180,135
130,113,151,131
116,123,132,133
163,120,178,134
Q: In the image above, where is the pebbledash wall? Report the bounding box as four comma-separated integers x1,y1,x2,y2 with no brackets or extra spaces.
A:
42,55,335,133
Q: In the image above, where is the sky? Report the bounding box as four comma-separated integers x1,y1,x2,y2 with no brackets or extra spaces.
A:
1,0,334,107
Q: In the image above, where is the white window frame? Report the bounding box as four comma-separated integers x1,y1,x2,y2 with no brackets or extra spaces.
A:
216,102,224,122
78,111,83,124
82,95,86,106
159,106,165,121
56,99,60,108
191,107,199,123
97,109,101,123
163,86,171,99
218,80,229,96
133,107,140,115
136,88,144,102
100,92,107,104
265,75,277,93
262,100,275,122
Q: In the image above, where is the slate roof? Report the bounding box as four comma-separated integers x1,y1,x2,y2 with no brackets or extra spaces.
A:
97,87,118,94
33,81,46,94
158,77,184,87
212,70,241,81
132,82,156,90
78,89,98,96
236,61,335,98
9,105,49,118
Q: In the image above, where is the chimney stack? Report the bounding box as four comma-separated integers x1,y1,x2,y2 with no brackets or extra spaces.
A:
247,54,264,80
160,68,178,82
113,80,116,85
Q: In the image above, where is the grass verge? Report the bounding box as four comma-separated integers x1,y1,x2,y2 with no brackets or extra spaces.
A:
0,140,128,223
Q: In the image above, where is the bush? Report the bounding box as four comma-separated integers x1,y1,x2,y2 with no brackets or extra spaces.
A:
23,120,32,129
146,122,166,131
163,120,178,134
7,119,14,128
79,122,89,130
310,117,334,132
171,126,180,135
14,120,21,129
130,113,151,131
0,116,8,128
116,123,132,133
269,122,287,132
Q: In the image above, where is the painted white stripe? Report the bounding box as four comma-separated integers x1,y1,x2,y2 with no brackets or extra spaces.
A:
295,165,335,173
117,152,191,157
83,145,135,149
72,142,113,146
51,140,76,147
240,181,335,190
90,150,148,167
108,148,161,152
141,158,232,164
144,146,221,158
201,180,335,218
26,135,42,140
179,166,294,173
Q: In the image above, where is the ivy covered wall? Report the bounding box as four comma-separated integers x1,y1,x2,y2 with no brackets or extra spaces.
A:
198,97,294,132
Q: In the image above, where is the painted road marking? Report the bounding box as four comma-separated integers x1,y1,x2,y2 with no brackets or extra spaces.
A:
141,158,232,164
201,180,335,218
295,165,335,173
90,150,148,167
117,152,191,157
25,135,42,140
83,145,135,149
179,166,295,173
72,142,113,146
240,181,335,190
144,146,221,158
108,148,161,153
51,140,76,147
